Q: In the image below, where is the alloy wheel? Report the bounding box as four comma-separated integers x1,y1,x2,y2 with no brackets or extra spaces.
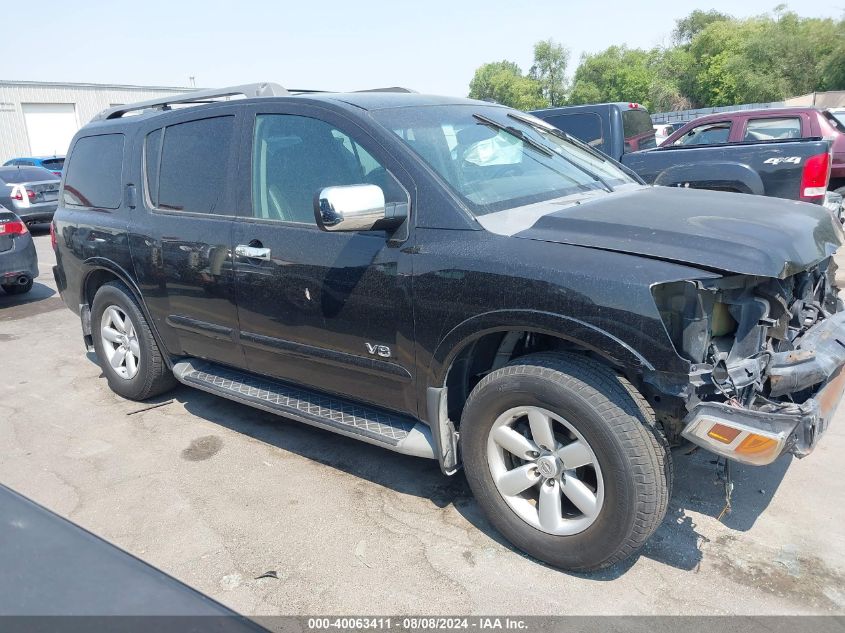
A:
486,406,604,535
100,305,141,380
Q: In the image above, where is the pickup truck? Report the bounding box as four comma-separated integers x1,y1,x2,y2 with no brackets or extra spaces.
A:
53,84,845,572
662,106,845,195
531,103,836,206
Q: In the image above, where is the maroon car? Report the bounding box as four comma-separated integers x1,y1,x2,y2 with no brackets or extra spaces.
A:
663,107,845,194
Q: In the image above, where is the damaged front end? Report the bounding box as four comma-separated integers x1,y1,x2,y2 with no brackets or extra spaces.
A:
653,257,845,465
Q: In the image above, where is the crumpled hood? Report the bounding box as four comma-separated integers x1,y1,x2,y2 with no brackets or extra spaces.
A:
477,185,842,278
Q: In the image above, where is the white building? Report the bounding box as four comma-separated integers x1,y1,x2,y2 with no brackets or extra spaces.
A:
0,80,194,162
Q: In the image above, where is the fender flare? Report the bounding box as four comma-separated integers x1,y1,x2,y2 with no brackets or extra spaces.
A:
653,162,765,195
80,257,173,368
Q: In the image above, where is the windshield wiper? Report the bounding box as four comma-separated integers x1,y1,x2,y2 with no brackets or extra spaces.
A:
472,114,555,157
505,113,615,193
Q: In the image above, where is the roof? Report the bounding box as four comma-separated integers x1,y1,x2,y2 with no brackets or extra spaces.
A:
84,90,491,130
680,106,825,125
306,92,486,110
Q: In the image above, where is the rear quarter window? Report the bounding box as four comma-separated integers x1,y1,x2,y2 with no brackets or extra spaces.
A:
62,134,125,208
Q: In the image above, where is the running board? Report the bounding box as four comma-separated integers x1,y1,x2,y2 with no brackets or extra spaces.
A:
172,359,435,459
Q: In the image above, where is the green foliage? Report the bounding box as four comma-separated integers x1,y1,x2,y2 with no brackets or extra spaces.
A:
567,46,689,112
468,60,547,110
529,39,569,107
468,8,845,112
682,10,845,106
672,9,731,44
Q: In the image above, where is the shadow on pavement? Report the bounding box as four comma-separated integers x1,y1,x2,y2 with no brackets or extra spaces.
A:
99,377,791,580
0,282,59,320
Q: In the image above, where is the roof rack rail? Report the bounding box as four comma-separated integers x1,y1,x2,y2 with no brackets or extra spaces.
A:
93,82,288,121
355,87,417,93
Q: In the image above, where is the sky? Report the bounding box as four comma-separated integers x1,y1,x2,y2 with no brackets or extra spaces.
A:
4,0,843,97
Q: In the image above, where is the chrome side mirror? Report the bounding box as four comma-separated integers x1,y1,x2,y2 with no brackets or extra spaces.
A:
314,184,406,232
314,184,385,232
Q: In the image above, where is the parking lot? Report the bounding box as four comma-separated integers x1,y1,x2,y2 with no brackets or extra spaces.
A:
1,228,844,616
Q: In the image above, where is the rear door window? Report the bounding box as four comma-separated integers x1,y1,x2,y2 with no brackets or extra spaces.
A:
744,117,802,141
62,134,125,208
673,122,732,146
542,113,603,148
153,116,234,214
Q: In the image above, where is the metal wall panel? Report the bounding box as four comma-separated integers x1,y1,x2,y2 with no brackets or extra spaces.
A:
0,81,193,161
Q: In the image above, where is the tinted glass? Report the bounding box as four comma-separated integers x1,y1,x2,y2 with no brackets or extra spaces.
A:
543,113,603,147
621,109,656,152
673,122,731,146
157,116,234,213
62,135,124,208
42,158,64,170
252,114,406,224
0,167,58,184
744,117,802,141
373,105,635,216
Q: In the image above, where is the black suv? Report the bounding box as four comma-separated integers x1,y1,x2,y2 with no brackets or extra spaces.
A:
52,83,845,571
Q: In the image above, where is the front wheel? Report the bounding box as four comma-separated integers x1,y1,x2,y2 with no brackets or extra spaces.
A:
461,352,671,571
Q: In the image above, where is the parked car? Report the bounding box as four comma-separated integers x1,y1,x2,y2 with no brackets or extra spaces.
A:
0,166,61,225
53,84,845,572
0,207,38,294
828,108,845,130
4,156,65,177
532,103,837,206
652,122,676,145
662,107,845,194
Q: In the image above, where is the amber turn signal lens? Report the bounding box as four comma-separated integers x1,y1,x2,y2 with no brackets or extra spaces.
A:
736,434,778,455
707,423,742,444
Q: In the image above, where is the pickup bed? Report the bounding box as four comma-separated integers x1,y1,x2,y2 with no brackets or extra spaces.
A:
531,103,835,206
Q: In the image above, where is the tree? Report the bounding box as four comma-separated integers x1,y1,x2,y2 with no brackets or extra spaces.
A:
672,9,731,44
468,9,845,113
681,10,845,107
529,39,569,107
468,61,547,110
568,46,674,111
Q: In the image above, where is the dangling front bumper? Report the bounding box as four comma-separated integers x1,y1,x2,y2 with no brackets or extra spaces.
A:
682,312,845,466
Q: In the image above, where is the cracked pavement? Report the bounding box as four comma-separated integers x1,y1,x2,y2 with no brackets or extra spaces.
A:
1,228,844,615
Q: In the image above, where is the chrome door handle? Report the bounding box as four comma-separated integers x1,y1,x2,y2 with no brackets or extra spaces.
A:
235,244,271,260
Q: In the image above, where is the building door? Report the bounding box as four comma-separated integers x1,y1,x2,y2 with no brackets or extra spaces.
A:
22,103,78,156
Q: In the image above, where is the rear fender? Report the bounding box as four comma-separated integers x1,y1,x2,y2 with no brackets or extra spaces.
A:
653,162,765,195
80,257,172,367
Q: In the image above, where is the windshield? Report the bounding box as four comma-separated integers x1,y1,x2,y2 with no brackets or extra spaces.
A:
371,105,635,216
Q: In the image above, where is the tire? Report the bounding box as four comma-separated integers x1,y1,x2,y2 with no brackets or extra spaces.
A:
461,352,671,572
1,279,33,295
91,281,176,401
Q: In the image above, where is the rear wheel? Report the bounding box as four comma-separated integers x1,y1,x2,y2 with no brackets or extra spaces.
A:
461,352,671,571
91,281,176,400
